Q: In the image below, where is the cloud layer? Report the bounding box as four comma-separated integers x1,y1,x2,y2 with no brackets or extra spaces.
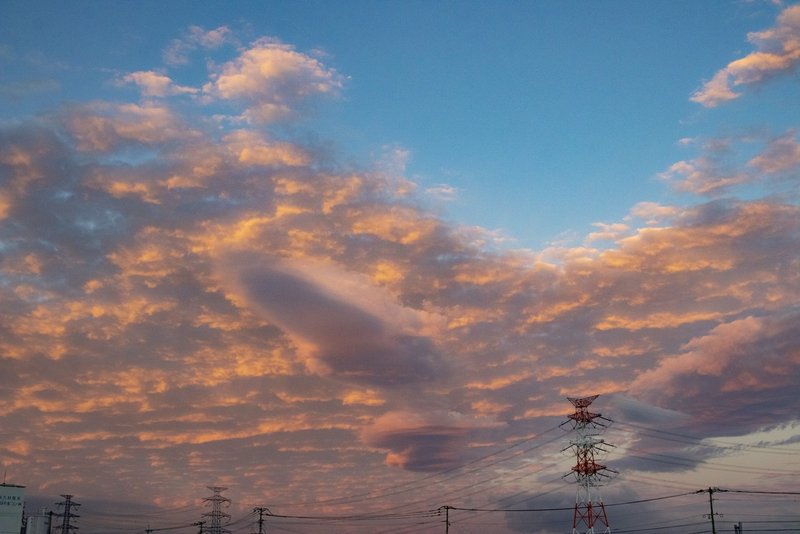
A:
1,10,799,531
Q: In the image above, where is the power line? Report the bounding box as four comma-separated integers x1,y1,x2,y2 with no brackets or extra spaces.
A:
621,449,799,477
563,395,614,533
612,421,800,455
126,484,798,534
252,508,268,534
728,489,800,496
263,508,441,522
444,489,697,513
202,487,231,534
266,425,562,508
144,522,204,533
613,521,709,533
248,427,567,531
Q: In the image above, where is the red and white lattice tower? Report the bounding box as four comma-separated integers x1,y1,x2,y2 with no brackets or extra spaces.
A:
564,395,615,534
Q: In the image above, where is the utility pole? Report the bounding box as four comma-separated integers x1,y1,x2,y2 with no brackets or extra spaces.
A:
253,507,269,534
442,506,451,533
698,487,726,534
55,494,80,534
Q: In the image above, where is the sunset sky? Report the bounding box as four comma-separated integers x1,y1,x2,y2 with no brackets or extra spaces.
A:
1,1,799,533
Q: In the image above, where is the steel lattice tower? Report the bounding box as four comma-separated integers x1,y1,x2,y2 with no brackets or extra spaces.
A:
55,494,80,534
202,486,231,534
564,395,615,534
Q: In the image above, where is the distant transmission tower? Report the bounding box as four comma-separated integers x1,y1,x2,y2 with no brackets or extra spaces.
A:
203,486,231,534
563,395,615,534
55,494,80,534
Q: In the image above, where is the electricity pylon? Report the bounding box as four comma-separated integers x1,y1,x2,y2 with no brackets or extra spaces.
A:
55,494,80,534
563,395,615,534
203,486,231,534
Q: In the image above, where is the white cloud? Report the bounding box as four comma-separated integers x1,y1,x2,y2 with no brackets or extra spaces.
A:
425,183,459,202
121,71,198,98
163,25,236,66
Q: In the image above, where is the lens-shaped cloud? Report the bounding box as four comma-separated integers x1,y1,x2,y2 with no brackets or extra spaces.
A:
225,258,446,386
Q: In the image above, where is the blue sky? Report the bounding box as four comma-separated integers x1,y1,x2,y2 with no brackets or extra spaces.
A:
3,1,793,248
1,2,799,533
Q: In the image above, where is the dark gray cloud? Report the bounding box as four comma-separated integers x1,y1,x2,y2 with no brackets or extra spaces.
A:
364,424,471,472
234,262,446,386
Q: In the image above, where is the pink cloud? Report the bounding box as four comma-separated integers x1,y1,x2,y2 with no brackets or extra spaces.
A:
691,4,800,107
222,130,310,167
627,202,681,226
658,157,751,195
121,71,198,98
631,317,765,389
63,102,196,152
630,312,800,417
2,21,799,515
749,130,800,175
660,130,800,195
204,39,343,123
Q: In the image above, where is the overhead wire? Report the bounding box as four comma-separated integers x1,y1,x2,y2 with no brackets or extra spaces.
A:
612,421,800,455
444,489,697,512
618,448,796,476
266,424,562,508
248,425,566,532
613,521,710,533
71,416,799,532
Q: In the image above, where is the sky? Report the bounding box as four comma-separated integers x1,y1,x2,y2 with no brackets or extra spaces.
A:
0,1,799,533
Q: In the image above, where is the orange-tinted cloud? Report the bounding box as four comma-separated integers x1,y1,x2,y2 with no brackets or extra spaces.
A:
691,4,800,107
204,39,343,123
63,102,195,152
630,312,800,417
1,22,798,521
121,71,199,98
659,131,800,195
